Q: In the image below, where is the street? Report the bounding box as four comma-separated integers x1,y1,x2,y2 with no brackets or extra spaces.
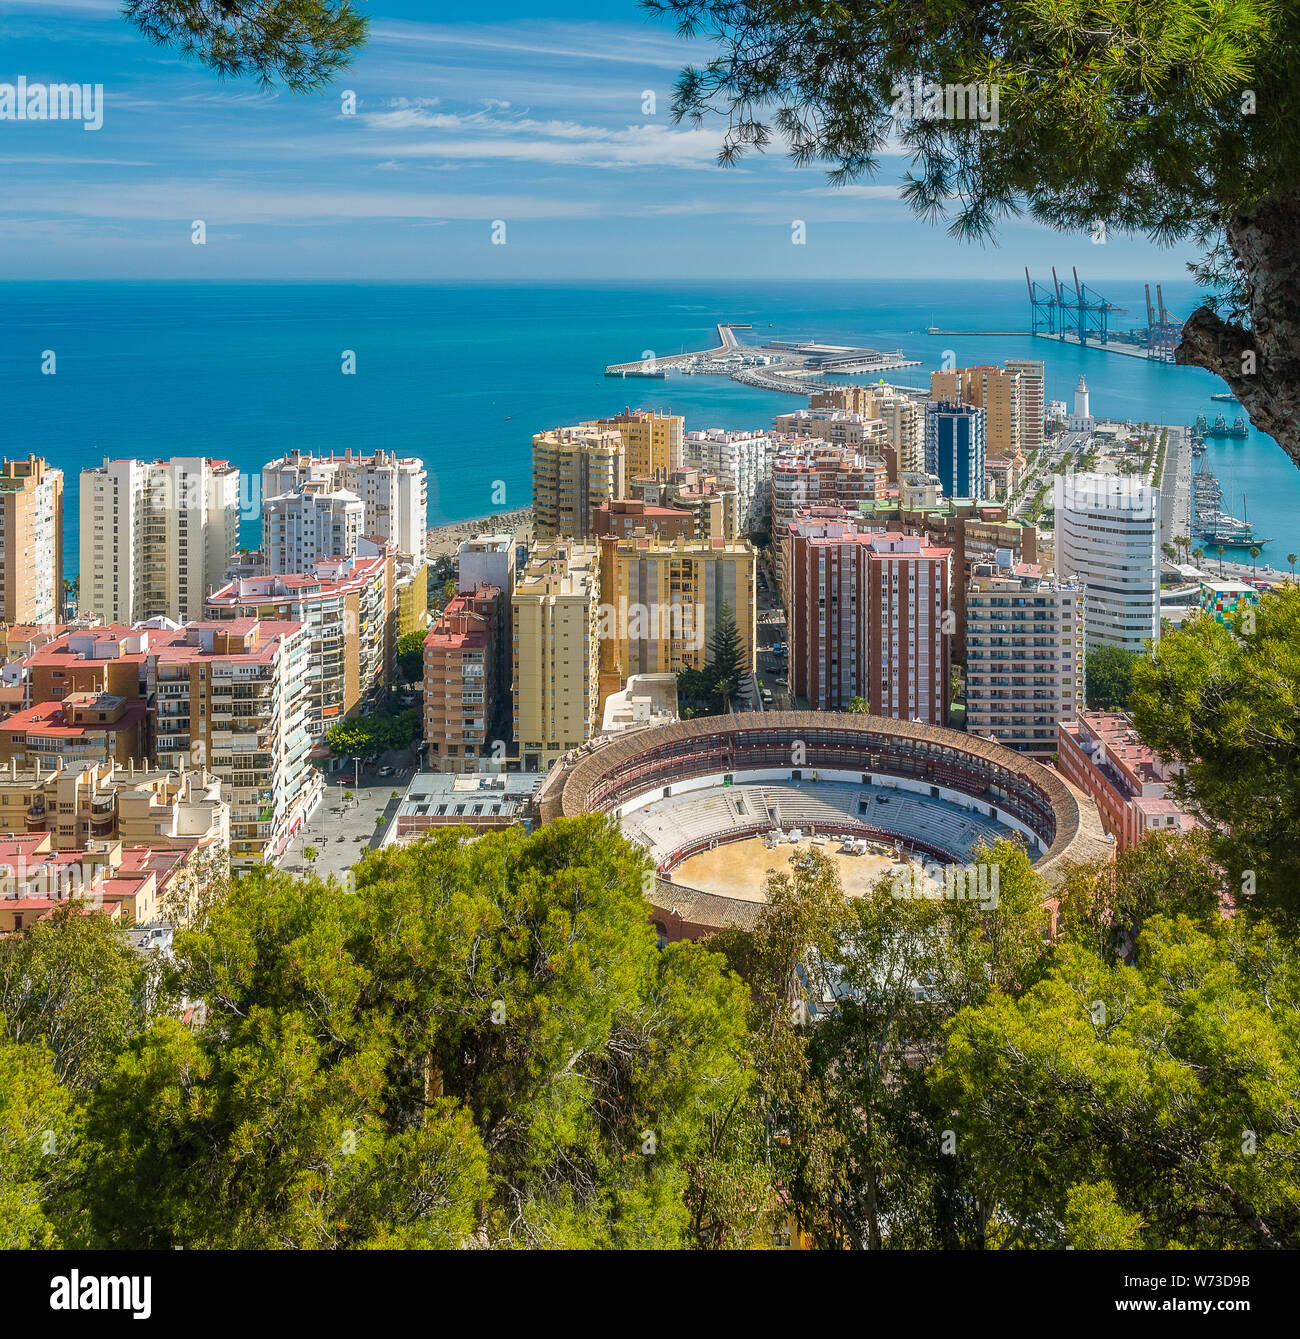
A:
279,766,418,882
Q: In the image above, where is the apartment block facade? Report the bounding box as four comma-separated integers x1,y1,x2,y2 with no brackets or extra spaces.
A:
787,514,951,723
0,692,147,770
532,427,625,543
423,585,501,773
261,482,365,573
1058,711,1200,851
511,543,600,772
1053,474,1160,652
602,533,756,682
262,448,427,562
965,562,1085,754
682,429,773,533
146,620,319,867
579,408,683,480
0,456,63,627
79,456,239,624
205,551,395,736
1003,359,1045,452
931,366,1021,457
0,757,228,857
771,446,890,598
925,401,988,501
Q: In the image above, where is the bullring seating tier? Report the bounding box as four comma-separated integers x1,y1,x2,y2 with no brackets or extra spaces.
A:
622,780,1018,867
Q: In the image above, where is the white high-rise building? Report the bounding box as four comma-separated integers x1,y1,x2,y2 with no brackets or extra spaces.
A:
262,449,427,562
1053,473,1160,652
683,429,773,533
79,456,240,625
261,483,365,574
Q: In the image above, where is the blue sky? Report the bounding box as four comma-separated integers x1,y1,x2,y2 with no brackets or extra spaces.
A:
0,0,1200,280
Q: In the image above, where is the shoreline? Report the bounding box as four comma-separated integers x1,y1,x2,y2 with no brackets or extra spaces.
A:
426,505,533,560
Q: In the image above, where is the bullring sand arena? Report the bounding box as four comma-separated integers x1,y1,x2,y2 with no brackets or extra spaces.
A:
672,836,898,902
534,711,1113,940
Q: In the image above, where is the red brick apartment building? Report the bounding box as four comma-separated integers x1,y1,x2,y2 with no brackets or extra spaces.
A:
1058,710,1201,851
787,511,951,723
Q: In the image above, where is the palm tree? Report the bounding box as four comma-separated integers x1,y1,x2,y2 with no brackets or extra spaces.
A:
1289,553,1297,579
1192,547,1206,570
1174,534,1191,564
1248,544,1262,574
1215,545,1227,577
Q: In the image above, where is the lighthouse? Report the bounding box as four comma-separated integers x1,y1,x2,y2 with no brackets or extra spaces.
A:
1069,375,1094,431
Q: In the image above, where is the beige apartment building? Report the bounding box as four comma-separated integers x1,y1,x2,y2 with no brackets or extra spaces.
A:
511,542,600,772
205,551,395,738
0,757,228,855
601,533,756,684
965,561,1086,755
532,427,626,542
79,456,240,625
145,620,319,867
931,366,1022,457
1004,359,1046,452
809,386,873,414
579,408,683,479
0,457,63,628
868,392,925,481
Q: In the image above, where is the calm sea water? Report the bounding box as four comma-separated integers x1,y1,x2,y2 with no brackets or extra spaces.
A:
1,279,1296,579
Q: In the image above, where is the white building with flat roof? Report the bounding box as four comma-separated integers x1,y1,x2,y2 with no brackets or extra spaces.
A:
79,456,240,625
457,533,516,596
683,429,773,533
261,484,365,574
262,449,427,562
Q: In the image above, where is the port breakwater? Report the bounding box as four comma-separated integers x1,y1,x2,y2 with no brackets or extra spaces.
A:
605,321,920,395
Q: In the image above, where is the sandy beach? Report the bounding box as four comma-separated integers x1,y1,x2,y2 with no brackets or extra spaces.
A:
425,505,533,560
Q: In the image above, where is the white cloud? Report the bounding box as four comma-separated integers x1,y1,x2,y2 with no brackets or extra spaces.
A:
348,106,727,170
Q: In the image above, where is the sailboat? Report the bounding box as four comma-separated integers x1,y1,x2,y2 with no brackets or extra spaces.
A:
1198,472,1272,548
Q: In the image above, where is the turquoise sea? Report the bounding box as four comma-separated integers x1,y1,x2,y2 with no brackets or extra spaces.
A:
1,279,1296,579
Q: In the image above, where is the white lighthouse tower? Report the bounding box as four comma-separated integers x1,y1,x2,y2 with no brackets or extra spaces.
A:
1068,375,1094,431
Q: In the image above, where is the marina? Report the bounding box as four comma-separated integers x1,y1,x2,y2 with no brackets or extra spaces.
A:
1191,456,1271,549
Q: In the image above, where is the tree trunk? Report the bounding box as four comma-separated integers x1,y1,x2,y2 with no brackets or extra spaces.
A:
1176,192,1300,469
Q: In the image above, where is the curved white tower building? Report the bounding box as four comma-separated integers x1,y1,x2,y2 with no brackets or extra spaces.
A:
1053,473,1160,652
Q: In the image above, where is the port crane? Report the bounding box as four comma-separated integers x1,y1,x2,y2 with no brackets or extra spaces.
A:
1025,266,1126,345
